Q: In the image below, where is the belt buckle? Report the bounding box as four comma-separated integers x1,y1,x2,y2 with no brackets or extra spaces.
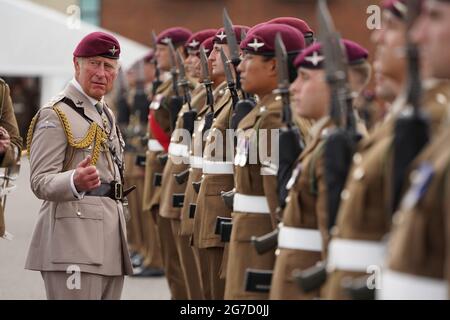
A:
112,181,123,200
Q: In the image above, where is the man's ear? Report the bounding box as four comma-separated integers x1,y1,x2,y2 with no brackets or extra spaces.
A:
73,57,81,76
269,58,277,77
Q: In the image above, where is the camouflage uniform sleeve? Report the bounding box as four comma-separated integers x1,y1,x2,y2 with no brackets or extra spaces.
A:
0,81,23,167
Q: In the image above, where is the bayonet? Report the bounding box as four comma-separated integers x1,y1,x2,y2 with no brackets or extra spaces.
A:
200,46,214,112
176,50,192,107
167,40,180,97
274,33,292,126
220,47,239,107
151,30,162,95
223,8,240,65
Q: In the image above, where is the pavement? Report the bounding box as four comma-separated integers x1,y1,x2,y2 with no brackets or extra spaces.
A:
0,158,170,300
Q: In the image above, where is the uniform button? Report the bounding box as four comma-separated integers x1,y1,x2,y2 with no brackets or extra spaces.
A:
353,167,365,180
340,189,350,201
76,211,82,217
192,133,196,138
436,93,448,105
259,106,267,113
285,196,291,203
189,168,193,172
275,249,280,256
212,128,217,132
409,169,420,184
213,118,217,123
353,153,362,165
201,174,205,179
197,117,201,121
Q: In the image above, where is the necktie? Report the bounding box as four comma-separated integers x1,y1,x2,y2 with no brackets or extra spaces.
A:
95,102,111,136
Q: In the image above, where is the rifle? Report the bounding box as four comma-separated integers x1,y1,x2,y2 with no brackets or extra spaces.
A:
167,40,185,132
391,0,429,213
223,9,255,129
151,30,163,96
199,45,215,135
133,58,151,127
294,0,362,292
176,50,197,135
274,33,305,211
116,66,131,128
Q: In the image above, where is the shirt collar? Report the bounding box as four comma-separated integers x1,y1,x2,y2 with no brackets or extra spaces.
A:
70,78,104,107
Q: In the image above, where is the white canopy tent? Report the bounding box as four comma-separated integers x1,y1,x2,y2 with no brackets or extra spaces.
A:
0,0,150,105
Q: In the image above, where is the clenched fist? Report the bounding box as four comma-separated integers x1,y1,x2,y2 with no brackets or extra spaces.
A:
0,126,11,154
73,155,101,192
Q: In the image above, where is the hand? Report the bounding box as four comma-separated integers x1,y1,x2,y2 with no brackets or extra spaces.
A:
0,127,11,154
73,155,101,192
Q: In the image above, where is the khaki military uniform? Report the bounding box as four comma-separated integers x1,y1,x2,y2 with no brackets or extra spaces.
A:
159,84,207,299
141,77,189,299
179,81,228,299
224,93,283,300
270,117,333,300
25,82,133,299
0,79,23,238
322,81,450,299
193,82,233,300
379,86,450,300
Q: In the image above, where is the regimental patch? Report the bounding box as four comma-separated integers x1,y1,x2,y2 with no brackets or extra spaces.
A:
37,120,57,130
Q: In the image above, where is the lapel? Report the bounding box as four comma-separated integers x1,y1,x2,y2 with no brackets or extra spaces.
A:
298,117,332,163
197,81,228,118
238,93,278,131
63,83,104,128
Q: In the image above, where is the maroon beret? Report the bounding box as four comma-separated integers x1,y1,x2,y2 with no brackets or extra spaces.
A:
200,36,215,56
382,0,407,19
214,25,250,44
73,31,121,59
294,39,369,69
186,29,218,51
156,27,192,47
143,49,155,63
240,23,305,55
267,17,314,37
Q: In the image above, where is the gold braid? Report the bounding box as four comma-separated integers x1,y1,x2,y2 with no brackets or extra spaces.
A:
26,106,107,165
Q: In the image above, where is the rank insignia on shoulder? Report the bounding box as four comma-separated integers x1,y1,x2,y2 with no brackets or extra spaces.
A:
37,120,57,130
400,162,434,211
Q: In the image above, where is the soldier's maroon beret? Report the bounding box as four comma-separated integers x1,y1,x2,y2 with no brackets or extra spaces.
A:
214,25,250,44
156,27,192,46
186,29,218,51
240,23,305,55
200,36,215,56
73,31,121,59
143,49,155,63
294,39,369,69
382,0,408,19
267,17,314,37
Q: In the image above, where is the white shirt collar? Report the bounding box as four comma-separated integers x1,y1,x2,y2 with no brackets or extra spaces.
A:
70,78,104,106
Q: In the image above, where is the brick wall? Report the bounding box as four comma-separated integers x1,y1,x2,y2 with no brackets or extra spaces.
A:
101,0,379,57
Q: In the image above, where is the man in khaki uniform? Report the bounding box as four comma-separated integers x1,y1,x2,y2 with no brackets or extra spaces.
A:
193,25,248,300
0,78,23,239
25,32,133,299
270,40,371,300
224,24,306,300
323,0,450,299
379,0,450,299
159,29,216,299
142,27,193,299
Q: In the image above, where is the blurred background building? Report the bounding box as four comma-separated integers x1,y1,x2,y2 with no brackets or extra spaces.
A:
0,0,376,143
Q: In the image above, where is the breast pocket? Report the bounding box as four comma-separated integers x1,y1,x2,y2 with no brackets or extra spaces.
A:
50,198,104,266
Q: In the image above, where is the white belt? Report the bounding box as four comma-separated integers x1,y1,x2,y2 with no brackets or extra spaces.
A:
148,139,164,152
327,239,386,272
202,160,234,174
189,156,203,169
168,143,189,158
233,193,270,214
278,225,322,252
378,269,448,300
